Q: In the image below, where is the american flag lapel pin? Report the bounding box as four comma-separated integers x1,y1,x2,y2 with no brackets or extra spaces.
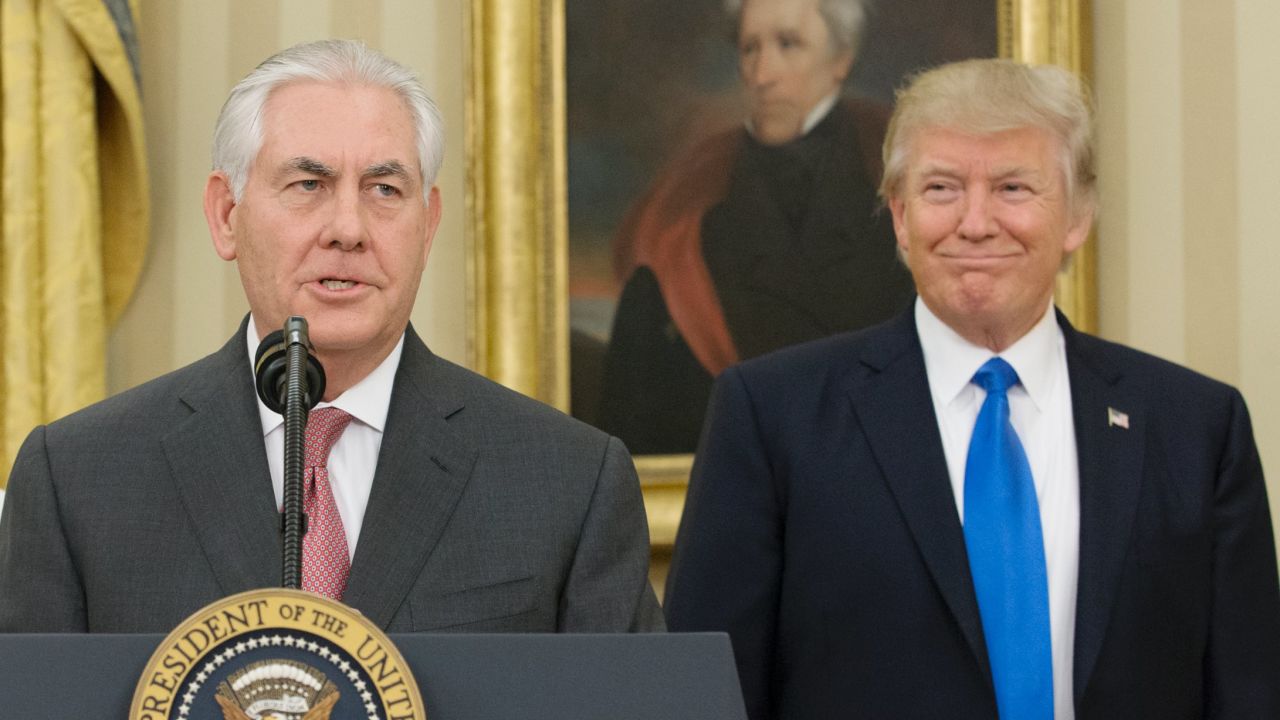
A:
1107,406,1130,429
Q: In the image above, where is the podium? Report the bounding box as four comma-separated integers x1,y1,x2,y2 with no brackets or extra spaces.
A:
0,632,747,718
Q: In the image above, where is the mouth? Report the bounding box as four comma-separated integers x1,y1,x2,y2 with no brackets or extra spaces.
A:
936,256,1022,276
752,101,792,115
308,277,372,296
941,253,1019,266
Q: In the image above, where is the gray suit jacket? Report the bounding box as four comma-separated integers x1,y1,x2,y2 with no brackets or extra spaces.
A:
0,321,663,634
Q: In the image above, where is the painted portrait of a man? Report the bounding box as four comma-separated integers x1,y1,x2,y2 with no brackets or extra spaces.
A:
568,0,996,454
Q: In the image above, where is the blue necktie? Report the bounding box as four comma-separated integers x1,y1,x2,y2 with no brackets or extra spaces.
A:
963,357,1053,720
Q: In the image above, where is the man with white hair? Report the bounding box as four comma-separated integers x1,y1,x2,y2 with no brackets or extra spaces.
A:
599,0,913,454
666,59,1280,719
0,40,663,635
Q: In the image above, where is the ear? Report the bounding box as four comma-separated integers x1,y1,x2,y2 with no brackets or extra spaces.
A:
421,185,443,263
888,196,911,257
1063,205,1094,255
204,172,239,261
832,49,855,84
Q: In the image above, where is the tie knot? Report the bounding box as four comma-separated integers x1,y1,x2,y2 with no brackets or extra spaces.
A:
972,357,1020,396
305,407,354,468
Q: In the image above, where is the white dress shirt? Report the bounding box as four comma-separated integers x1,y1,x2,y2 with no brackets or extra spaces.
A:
246,316,401,561
916,298,1080,720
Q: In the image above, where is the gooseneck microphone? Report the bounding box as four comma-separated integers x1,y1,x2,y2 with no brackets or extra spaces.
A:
254,318,326,413
254,316,326,590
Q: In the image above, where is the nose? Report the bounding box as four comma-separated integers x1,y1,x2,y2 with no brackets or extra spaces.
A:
321,185,366,250
743,44,780,90
956,188,999,241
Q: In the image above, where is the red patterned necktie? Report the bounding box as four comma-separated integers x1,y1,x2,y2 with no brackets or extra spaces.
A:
302,407,355,600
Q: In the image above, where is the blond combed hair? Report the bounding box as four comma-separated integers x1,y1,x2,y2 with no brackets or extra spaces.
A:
879,59,1097,220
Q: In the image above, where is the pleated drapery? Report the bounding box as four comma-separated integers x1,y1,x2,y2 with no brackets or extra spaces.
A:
1,0,148,482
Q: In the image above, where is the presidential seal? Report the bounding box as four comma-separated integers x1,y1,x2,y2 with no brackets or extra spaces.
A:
130,588,426,720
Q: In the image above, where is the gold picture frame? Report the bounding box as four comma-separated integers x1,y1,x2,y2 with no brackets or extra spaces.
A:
467,0,1094,548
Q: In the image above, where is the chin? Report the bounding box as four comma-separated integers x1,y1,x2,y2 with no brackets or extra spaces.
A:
959,293,1011,321
308,322,379,353
751,116,802,145
756,127,802,145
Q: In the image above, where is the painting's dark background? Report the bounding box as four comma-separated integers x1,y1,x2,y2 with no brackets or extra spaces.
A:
567,0,997,425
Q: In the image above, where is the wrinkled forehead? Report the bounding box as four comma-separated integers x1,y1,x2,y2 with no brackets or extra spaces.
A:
911,123,1058,153
256,81,420,168
902,124,1069,177
259,80,415,132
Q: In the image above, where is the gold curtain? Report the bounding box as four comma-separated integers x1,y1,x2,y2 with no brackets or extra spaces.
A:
1,0,148,483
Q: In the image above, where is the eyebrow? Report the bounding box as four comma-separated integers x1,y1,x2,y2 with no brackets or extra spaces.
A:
990,166,1043,181
916,164,963,180
277,157,417,187
284,156,336,177
364,160,414,185
915,163,1042,181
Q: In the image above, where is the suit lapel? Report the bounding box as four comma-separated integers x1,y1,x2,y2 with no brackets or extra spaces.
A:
161,321,280,594
343,330,477,628
1062,318,1146,703
846,311,992,679
847,310,1148,701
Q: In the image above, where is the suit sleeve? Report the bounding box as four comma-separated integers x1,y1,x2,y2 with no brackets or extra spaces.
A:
664,366,781,720
0,426,88,632
1205,390,1280,717
557,435,665,632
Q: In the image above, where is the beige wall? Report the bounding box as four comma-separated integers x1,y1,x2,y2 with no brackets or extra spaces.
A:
1093,0,1280,535
114,2,1280,543
111,0,469,393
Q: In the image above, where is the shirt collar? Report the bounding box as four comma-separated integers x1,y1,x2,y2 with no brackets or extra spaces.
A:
744,91,840,139
247,315,403,436
915,297,1062,411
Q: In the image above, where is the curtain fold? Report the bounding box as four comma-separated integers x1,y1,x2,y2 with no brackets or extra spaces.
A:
1,0,147,482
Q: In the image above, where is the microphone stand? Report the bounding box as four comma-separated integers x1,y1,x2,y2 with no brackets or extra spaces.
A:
254,316,326,590
280,318,312,590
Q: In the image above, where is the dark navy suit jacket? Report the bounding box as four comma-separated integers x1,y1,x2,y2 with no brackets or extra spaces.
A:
665,308,1280,719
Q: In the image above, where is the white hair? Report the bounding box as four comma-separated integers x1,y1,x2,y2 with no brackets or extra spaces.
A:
211,39,444,201
724,0,868,57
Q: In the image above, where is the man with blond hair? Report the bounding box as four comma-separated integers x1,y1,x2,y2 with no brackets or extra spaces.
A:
666,58,1280,719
